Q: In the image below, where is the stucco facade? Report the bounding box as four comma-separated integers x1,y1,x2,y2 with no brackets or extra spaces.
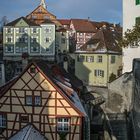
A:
75,53,122,86
123,0,140,73
3,17,55,61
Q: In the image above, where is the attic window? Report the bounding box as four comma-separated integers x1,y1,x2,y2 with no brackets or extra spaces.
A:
32,15,37,19
44,16,49,19
30,67,36,74
38,8,42,13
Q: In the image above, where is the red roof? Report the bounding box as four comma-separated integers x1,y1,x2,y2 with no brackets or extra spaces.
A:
71,19,97,33
58,19,71,26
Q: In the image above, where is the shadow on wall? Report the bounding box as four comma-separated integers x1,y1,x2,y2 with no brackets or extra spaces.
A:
4,33,55,81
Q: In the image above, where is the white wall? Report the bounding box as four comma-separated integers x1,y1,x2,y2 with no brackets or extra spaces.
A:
123,0,140,73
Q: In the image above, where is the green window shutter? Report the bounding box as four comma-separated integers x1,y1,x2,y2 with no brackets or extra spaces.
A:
136,17,140,25
136,0,140,5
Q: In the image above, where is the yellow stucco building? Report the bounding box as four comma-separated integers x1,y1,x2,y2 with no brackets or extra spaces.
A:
75,28,122,87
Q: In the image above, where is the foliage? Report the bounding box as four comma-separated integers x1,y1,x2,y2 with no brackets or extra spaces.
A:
109,73,116,82
119,24,140,47
58,132,68,140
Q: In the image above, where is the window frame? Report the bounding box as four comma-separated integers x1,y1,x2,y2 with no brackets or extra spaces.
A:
34,96,41,106
111,55,116,64
0,114,6,128
94,69,104,77
97,55,103,63
86,56,94,62
57,118,69,132
20,115,29,123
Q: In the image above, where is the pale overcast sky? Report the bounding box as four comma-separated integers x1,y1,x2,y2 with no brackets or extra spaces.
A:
0,0,122,24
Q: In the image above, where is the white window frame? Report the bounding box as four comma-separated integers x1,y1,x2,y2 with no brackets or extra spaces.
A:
94,69,104,77
111,55,116,64
86,56,94,62
57,118,69,132
97,56,103,63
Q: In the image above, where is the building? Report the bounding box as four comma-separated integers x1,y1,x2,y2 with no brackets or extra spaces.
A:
75,28,122,86
26,0,61,26
123,0,140,73
0,61,88,140
3,17,55,61
3,0,60,81
69,19,97,51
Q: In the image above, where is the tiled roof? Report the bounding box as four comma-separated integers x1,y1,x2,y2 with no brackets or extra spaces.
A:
5,17,39,27
79,28,122,53
71,19,97,33
58,19,71,25
0,60,86,116
9,125,47,140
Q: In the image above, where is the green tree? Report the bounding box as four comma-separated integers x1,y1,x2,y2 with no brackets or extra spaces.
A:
119,24,140,47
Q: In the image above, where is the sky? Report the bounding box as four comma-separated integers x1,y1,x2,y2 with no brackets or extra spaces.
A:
0,0,122,24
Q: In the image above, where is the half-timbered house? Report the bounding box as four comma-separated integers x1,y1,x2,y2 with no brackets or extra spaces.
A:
0,61,88,140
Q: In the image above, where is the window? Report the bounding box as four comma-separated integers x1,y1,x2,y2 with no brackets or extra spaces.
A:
136,17,140,25
18,37,27,43
26,96,32,105
111,55,115,64
20,115,29,123
15,67,22,75
94,70,104,77
97,56,103,63
33,28,37,33
26,95,41,106
19,28,25,33
136,0,140,5
44,16,49,19
45,28,51,33
86,56,94,62
46,37,50,43
0,114,6,128
31,37,37,43
7,37,12,43
77,55,85,62
7,28,12,33
57,118,69,132
61,38,65,44
32,15,37,19
35,96,41,106
5,46,13,53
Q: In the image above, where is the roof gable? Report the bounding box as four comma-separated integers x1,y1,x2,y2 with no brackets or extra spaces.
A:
5,17,39,27
70,19,97,33
9,124,47,140
15,18,29,27
0,62,85,116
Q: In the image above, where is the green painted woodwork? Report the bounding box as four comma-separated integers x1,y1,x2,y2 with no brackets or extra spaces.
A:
136,0,140,5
